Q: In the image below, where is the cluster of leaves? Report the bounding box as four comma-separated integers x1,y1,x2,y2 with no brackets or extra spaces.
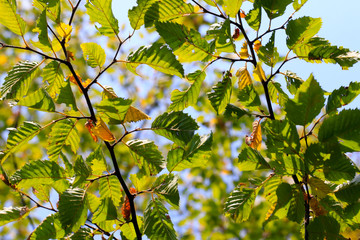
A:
0,0,359,239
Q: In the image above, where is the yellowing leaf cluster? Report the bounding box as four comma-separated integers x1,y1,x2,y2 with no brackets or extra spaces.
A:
245,119,262,150
56,23,72,43
236,67,252,90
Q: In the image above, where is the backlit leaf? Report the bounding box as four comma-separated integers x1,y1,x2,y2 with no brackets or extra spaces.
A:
144,198,177,240
128,0,157,30
31,10,52,52
47,119,79,161
42,61,65,98
127,43,184,78
286,17,322,49
80,42,106,68
85,0,119,36
236,67,252,90
99,176,122,207
326,82,360,113
237,146,271,171
33,0,60,23
206,19,235,53
262,0,292,19
1,121,42,164
96,97,132,124
239,41,249,59
237,84,261,109
0,61,40,100
156,21,214,62
17,88,55,112
55,80,77,111
245,0,261,31
127,139,165,176
208,71,233,114
222,0,242,18
124,106,151,123
0,206,29,226
253,63,266,82
28,214,65,240
0,0,26,36
154,174,180,208
169,70,206,111
335,175,360,203
285,74,325,126
73,156,92,187
151,111,198,147
92,118,115,142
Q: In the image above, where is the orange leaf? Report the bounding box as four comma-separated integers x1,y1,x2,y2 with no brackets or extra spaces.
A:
92,118,115,142
309,197,327,216
232,28,240,40
240,41,249,59
82,79,92,88
67,72,82,85
250,120,262,150
121,188,137,220
253,40,261,52
85,120,98,142
240,10,246,18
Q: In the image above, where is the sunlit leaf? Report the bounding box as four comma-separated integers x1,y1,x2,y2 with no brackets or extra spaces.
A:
47,119,79,161
257,32,280,67
86,145,108,176
206,18,235,53
156,21,214,62
245,0,261,31
253,63,266,82
224,186,259,222
335,175,360,203
326,82,360,113
293,0,308,11
222,0,242,18
17,88,55,112
124,106,151,123
127,139,165,176
127,43,184,78
28,214,65,240
237,84,261,109
262,0,292,19
92,118,115,142
55,23,72,42
0,0,26,36
283,70,304,95
58,188,88,233
85,0,119,36
236,67,252,90
1,121,42,164
33,0,60,23
96,97,132,124
80,42,106,68
237,146,271,171
239,41,249,59
0,206,29,226
223,104,248,120
309,177,332,199
42,61,66,98
0,61,40,100
285,74,325,126
286,17,322,49
144,198,177,240
154,174,179,209
169,70,206,111
55,80,77,111
208,71,233,114
73,156,92,187
31,10,52,52
151,111,198,147
99,175,122,207
128,0,157,30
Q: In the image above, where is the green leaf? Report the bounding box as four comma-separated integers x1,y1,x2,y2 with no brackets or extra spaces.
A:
80,42,106,68
223,104,248,120
257,32,280,67
128,0,157,30
323,153,356,183
0,61,40,100
154,174,180,209
86,145,107,176
10,160,67,190
285,74,325,126
224,186,258,222
17,88,55,112
56,80,77,111
127,139,165,176
326,82,360,113
31,10,52,52
287,186,305,223
92,197,118,223
286,17,322,49
262,0,292,19
33,0,60,23
151,111,198,147
168,70,206,111
58,188,88,233
344,202,360,226
1,121,42,164
335,175,360,203
222,0,242,18
71,228,93,240
206,19,235,53
0,0,26,36
155,22,214,62
245,0,261,31
42,61,66,98
293,0,308,11
269,153,305,175
283,70,304,95
237,84,261,109
95,97,132,124
73,156,92,187
293,37,330,62
28,213,65,240
263,119,300,154
318,109,360,151
99,175,122,207
237,146,271,171
307,216,341,240
0,206,29,226
308,45,360,70
144,0,194,28
144,198,177,240
121,216,144,240
85,0,119,36
309,177,332,199
47,119,79,161
127,43,184,78
208,71,233,114
167,133,212,172
267,81,289,107
130,173,156,192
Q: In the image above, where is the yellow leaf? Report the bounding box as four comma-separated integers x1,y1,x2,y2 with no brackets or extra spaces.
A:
82,79,92,88
265,203,276,221
253,63,266,82
250,120,262,150
240,41,249,59
124,106,151,123
92,118,115,142
236,67,252,90
308,177,332,199
253,40,261,52
56,23,72,42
